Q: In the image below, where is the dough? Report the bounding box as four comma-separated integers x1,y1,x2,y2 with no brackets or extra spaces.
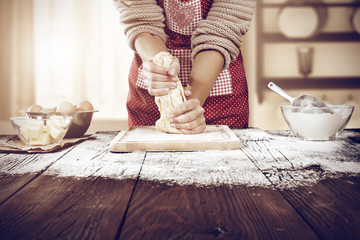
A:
153,52,186,133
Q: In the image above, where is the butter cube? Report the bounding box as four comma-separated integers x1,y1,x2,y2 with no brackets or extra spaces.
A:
46,121,66,140
20,119,44,140
48,116,67,128
30,132,51,146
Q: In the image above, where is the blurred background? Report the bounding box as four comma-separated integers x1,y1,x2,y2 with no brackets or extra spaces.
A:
1,0,360,134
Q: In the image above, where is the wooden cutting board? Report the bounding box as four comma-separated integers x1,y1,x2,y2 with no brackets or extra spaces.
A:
109,125,241,152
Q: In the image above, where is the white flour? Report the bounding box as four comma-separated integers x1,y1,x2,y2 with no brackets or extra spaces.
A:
121,125,228,142
138,150,271,187
1,129,359,189
283,106,353,140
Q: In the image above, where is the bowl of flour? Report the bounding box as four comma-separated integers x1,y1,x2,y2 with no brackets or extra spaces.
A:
281,104,354,141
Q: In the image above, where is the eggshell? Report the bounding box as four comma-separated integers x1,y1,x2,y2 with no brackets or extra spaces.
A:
27,104,43,112
57,101,74,113
78,100,93,111
41,108,54,113
74,107,85,112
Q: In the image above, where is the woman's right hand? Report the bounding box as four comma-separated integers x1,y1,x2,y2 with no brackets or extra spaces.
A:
142,57,180,96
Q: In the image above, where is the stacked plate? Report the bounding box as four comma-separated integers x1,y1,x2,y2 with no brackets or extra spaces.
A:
278,0,328,39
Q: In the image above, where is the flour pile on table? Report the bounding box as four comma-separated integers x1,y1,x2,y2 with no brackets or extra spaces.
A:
236,129,360,189
1,129,359,189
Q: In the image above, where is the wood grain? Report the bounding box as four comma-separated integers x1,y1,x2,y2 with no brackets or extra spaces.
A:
281,176,360,240
0,132,145,240
136,150,271,186
237,129,360,240
119,140,323,240
0,130,359,239
0,145,74,203
119,181,319,240
0,175,136,240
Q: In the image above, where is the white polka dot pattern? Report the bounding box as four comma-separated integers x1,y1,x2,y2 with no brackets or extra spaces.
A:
136,48,233,96
128,53,249,129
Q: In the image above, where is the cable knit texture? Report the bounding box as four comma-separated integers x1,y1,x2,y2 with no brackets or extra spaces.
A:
191,0,256,69
113,0,167,51
113,0,256,68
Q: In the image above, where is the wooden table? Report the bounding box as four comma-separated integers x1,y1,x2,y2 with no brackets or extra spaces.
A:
0,129,359,240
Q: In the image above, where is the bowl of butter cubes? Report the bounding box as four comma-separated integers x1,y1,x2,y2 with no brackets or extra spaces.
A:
10,115,73,146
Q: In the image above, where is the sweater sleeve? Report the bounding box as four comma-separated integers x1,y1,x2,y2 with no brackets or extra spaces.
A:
191,0,256,69
113,0,167,51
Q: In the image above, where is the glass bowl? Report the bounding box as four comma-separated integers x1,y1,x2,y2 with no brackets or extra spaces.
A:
281,104,354,141
10,115,73,146
23,110,98,138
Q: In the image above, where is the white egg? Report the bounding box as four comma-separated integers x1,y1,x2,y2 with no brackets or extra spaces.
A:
27,104,43,112
57,101,74,113
41,108,54,113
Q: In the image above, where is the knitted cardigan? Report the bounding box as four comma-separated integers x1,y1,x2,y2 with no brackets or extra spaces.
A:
113,0,256,69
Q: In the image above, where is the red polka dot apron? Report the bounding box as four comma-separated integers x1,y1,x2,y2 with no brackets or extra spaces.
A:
127,0,249,128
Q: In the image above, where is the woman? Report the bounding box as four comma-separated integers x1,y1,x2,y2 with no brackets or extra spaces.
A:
113,0,256,134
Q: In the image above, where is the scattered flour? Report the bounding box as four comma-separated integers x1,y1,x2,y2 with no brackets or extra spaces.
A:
122,126,226,142
138,150,271,187
1,129,359,189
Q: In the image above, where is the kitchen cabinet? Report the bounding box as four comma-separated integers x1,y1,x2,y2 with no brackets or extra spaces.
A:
256,0,360,102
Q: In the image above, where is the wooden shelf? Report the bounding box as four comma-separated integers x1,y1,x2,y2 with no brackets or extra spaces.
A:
255,0,360,102
259,77,360,89
259,33,360,42
262,2,360,8
258,77,360,102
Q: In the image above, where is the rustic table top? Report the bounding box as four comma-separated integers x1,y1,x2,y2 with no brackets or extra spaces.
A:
0,128,359,240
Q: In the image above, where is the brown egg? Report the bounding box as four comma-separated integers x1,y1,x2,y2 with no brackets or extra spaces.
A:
78,100,93,111
74,107,85,112
27,104,43,112
57,101,74,113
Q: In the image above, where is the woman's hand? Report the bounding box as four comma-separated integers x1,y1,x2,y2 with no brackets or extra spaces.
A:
143,57,180,96
169,91,206,134
167,50,223,134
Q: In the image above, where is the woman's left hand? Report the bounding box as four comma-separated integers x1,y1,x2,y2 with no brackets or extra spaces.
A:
169,97,206,134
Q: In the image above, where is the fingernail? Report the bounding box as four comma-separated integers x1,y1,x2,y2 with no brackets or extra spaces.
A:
170,123,176,128
172,77,178,81
170,69,175,75
171,83,177,88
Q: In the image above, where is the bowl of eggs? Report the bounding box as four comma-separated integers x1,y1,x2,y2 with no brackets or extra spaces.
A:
23,100,98,138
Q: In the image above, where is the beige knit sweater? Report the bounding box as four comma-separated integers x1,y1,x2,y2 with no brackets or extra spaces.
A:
113,0,256,69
